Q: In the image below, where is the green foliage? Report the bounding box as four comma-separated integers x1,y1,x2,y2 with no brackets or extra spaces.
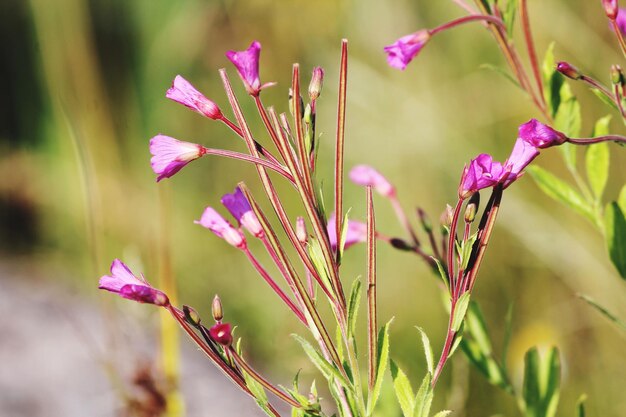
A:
604,202,626,279
451,292,471,332
527,166,595,223
416,327,434,376
502,0,518,37
543,43,564,119
460,302,512,393
292,334,352,391
390,360,415,417
366,320,392,416
521,347,561,417
578,294,626,331
586,116,611,200
347,278,362,340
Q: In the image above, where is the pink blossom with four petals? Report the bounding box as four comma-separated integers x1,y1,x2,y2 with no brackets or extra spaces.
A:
326,213,368,250
150,134,206,182
196,207,246,249
226,41,275,96
221,187,263,237
459,154,505,198
384,30,431,70
166,75,223,120
99,259,169,306
349,165,395,197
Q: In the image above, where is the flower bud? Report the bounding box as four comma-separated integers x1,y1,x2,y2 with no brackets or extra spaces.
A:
183,305,201,326
556,61,582,80
296,217,308,244
209,322,233,346
464,193,480,224
308,67,324,101
390,238,413,251
212,295,224,322
611,64,625,86
440,204,454,229
417,208,432,233
603,0,619,20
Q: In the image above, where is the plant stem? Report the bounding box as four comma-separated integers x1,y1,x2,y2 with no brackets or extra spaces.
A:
567,134,626,145
366,187,377,391
334,40,349,262
203,147,294,183
519,0,546,108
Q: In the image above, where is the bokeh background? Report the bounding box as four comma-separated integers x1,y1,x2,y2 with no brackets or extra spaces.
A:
2,0,626,416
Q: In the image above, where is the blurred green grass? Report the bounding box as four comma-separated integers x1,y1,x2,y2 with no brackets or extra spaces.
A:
2,0,626,415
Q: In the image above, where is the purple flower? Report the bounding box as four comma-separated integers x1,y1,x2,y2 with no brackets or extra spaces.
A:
150,135,206,182
458,154,505,198
195,206,246,249
384,30,431,70
166,75,223,120
226,41,275,96
221,187,263,237
327,213,367,250
209,322,233,346
349,165,395,197
99,259,169,306
518,119,567,149
502,137,540,184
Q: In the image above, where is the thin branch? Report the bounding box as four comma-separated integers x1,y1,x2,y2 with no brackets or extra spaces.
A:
366,186,377,391
334,40,349,262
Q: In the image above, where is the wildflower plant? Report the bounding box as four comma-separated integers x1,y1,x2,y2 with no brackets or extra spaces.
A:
99,1,626,416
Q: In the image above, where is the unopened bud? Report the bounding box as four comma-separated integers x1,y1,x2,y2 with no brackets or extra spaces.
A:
390,238,413,251
183,305,201,326
556,61,582,80
603,0,619,20
464,203,477,223
209,322,233,346
212,295,223,322
440,204,454,229
303,103,313,125
308,67,324,101
611,64,625,86
296,217,308,244
417,208,432,233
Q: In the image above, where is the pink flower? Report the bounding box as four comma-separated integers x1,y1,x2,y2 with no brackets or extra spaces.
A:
518,119,567,149
384,30,431,70
349,165,395,197
166,75,223,120
149,135,206,182
226,41,275,96
327,213,367,250
221,187,263,237
195,206,246,249
459,154,505,198
502,137,540,182
209,322,233,346
99,259,169,306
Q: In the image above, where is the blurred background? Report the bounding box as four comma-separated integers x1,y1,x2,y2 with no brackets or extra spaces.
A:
1,0,626,416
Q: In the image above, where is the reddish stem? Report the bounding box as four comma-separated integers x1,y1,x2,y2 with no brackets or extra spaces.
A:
519,0,546,108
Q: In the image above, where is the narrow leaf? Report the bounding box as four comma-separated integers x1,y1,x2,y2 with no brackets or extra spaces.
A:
292,334,352,390
503,0,518,38
347,278,362,339
618,184,626,214
586,116,611,199
527,166,595,222
390,360,415,417
480,64,520,89
605,202,626,279
413,373,433,417
366,319,393,416
578,294,626,331
432,411,452,417
415,327,434,376
451,292,471,332
576,394,587,417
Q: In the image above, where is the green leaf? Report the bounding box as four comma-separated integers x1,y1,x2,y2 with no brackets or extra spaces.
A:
553,82,581,170
415,327,434,376
522,347,561,417
292,334,352,390
478,0,492,14
586,116,611,200
431,257,450,293
241,366,273,416
390,360,415,417
605,202,626,279
542,42,563,117
347,278,362,340
366,319,393,416
527,166,595,223
338,208,352,263
413,373,434,417
460,233,479,270
451,292,471,332
591,88,619,110
578,293,626,332
480,64,520,89
308,238,333,291
618,184,626,214
576,394,587,417
503,0,518,37
432,411,452,417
